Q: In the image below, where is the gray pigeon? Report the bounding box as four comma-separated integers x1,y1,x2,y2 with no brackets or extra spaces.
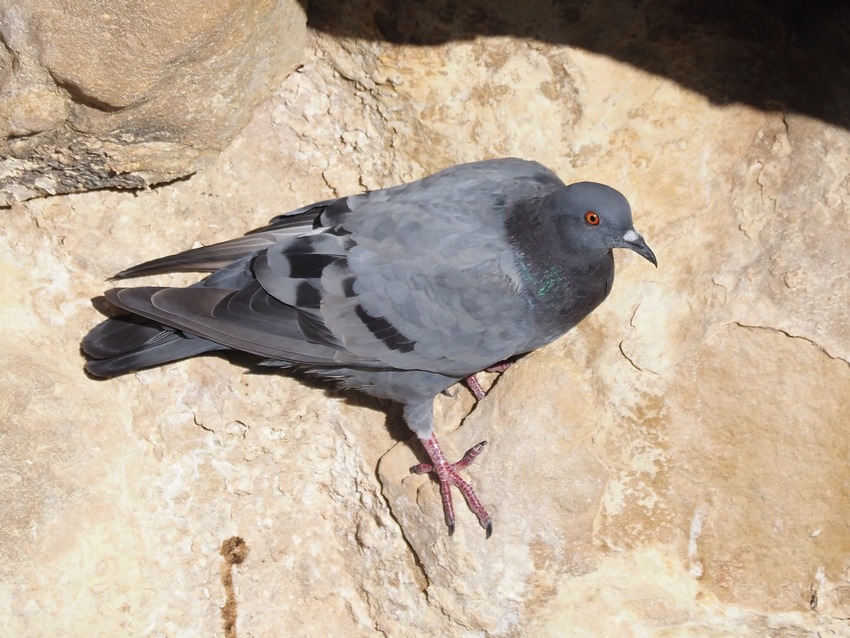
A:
82,158,656,537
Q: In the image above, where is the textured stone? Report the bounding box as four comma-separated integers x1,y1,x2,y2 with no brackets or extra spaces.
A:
2,4,850,637
0,0,306,205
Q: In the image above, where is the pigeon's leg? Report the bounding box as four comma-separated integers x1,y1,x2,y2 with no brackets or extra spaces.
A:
411,434,492,538
463,360,515,401
465,374,487,401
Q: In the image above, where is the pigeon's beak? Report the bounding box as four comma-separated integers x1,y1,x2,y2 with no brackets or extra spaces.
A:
617,229,657,267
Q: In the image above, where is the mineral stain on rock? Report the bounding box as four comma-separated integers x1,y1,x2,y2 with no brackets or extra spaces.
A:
220,536,249,638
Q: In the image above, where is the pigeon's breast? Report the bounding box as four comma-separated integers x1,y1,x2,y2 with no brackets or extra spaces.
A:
522,252,615,349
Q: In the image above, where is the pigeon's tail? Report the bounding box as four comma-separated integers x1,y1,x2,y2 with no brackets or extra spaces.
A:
83,314,225,377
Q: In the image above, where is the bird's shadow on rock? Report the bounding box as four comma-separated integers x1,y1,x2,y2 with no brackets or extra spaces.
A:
221,351,416,445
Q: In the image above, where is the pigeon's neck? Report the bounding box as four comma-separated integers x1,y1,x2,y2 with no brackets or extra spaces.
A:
505,196,615,340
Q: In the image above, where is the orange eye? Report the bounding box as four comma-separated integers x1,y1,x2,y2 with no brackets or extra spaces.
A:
584,211,600,226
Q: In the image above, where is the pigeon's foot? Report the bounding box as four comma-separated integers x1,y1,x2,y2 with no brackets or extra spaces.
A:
464,361,514,401
411,434,492,538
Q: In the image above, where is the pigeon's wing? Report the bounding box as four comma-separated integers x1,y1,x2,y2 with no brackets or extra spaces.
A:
103,221,383,368
103,284,374,366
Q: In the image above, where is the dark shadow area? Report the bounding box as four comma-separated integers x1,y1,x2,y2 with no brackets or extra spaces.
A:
303,0,850,130
232,354,415,443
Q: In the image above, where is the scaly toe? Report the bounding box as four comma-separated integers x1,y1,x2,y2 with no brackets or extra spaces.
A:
417,434,493,536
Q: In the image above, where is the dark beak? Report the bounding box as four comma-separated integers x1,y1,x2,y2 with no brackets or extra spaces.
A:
617,229,657,267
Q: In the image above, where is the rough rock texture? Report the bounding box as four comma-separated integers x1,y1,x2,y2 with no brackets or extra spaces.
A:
3,1,850,636
0,0,306,205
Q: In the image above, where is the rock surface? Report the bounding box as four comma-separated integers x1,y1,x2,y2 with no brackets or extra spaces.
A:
3,2,850,637
0,0,306,205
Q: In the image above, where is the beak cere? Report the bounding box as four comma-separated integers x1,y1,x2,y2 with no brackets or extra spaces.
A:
621,229,658,267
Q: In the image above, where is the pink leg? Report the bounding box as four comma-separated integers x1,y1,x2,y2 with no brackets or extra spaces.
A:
465,374,486,401
410,434,492,538
463,360,515,401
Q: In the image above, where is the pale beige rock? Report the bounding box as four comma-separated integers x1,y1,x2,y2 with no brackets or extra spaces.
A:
2,16,850,638
0,0,306,205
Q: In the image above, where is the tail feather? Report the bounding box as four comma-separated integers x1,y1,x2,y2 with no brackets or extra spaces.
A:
83,314,224,377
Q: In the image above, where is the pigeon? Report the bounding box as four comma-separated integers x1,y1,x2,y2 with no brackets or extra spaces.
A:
82,158,656,537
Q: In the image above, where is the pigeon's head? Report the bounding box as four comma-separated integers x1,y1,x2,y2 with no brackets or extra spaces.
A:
553,182,657,266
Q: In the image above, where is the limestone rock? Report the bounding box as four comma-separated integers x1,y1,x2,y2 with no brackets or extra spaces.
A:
0,0,306,205
3,3,850,636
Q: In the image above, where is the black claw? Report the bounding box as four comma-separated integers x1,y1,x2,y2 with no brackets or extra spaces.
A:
448,521,455,536
485,521,493,539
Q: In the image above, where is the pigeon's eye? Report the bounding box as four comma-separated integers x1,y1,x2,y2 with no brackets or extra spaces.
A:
584,211,600,226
